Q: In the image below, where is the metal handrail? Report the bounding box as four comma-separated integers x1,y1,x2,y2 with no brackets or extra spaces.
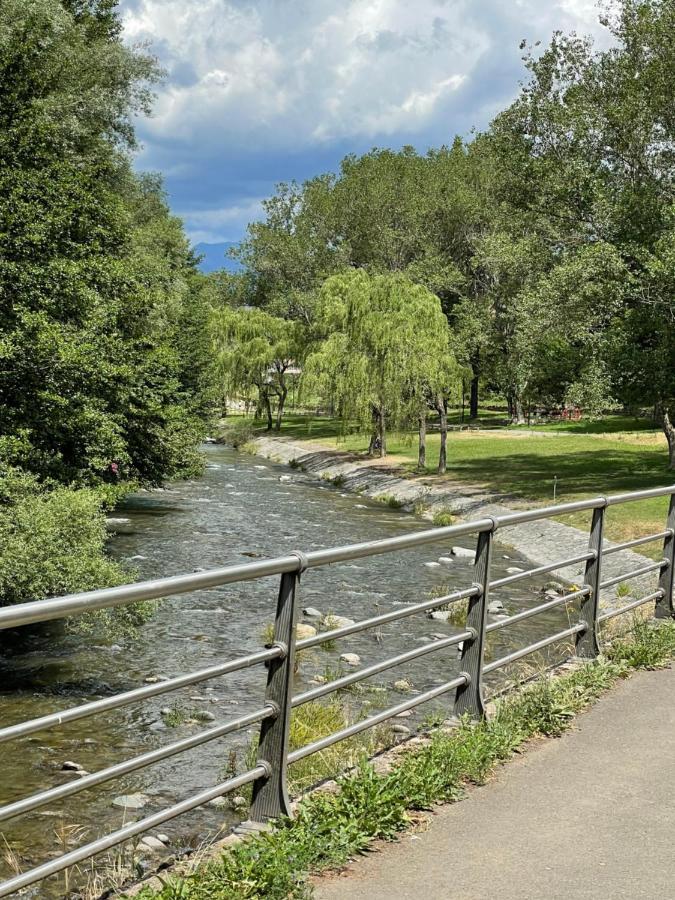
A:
0,482,674,897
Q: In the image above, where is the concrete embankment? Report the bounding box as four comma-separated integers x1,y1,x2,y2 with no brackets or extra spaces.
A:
250,434,661,603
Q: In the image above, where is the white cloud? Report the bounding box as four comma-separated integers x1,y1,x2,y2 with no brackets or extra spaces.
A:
177,198,265,243
119,0,610,242
124,0,607,151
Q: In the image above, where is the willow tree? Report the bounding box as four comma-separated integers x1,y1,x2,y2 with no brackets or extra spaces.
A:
211,307,300,431
304,271,453,458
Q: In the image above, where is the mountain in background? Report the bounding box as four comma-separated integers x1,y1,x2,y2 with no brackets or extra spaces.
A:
194,242,241,273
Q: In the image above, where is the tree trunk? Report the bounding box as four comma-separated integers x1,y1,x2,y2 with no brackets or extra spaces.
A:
512,395,526,426
664,413,675,469
263,393,273,431
274,385,287,431
436,396,447,475
418,413,426,470
470,374,479,419
378,407,386,458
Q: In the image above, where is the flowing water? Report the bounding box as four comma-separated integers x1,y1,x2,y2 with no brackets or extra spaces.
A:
0,446,578,895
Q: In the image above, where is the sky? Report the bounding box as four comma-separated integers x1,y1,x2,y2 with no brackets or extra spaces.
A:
118,0,609,271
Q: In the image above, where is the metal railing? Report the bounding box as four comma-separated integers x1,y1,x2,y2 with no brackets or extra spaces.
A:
1,485,674,896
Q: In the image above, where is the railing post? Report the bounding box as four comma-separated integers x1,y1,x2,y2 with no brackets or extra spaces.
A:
454,522,494,719
244,552,306,828
576,503,605,658
656,493,675,619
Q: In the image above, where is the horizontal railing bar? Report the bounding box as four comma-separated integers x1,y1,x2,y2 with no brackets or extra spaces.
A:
0,559,302,631
293,632,473,708
0,706,273,824
606,486,675,506
0,521,494,631
288,674,469,764
491,498,607,529
0,646,281,744
300,519,495,567
0,766,266,899
490,553,595,590
602,531,672,556
297,586,480,650
600,560,667,590
483,623,587,675
598,590,665,623
2,486,674,631
486,587,590,633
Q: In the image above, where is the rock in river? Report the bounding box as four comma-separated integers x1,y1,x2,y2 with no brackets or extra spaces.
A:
113,793,150,810
296,623,317,641
451,546,476,561
303,607,323,619
339,653,361,667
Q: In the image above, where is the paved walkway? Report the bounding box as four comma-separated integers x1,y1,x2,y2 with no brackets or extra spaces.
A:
313,666,675,900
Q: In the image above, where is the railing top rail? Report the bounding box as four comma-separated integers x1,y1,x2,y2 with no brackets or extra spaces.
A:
1,484,673,632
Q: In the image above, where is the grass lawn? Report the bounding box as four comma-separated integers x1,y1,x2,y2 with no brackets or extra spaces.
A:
266,412,675,558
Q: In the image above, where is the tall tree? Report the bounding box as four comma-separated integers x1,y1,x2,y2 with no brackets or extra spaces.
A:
211,308,301,431
0,1,210,485
304,271,455,458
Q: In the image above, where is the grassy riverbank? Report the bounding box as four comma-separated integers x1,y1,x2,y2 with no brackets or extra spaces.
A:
241,413,674,559
134,619,675,900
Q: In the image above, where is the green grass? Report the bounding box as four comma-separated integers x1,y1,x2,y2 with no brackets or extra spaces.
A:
134,620,675,900
266,413,674,558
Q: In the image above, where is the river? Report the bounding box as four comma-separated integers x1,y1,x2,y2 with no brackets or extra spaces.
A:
0,445,576,896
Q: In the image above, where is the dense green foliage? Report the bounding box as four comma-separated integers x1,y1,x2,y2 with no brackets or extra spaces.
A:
135,620,675,900
303,271,460,461
0,1,213,616
0,0,211,486
213,0,675,466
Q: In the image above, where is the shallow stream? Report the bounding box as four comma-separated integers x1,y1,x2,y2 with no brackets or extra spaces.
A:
0,446,577,895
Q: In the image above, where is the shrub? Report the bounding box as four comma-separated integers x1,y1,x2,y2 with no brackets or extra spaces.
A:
217,419,257,449
432,509,456,527
0,467,148,636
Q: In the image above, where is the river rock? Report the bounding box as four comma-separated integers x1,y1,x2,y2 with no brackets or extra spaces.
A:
303,607,323,619
438,556,454,565
105,517,131,528
395,710,413,718
139,836,166,853
113,793,150,810
322,615,356,630
194,710,216,722
61,760,83,772
428,610,451,622
424,561,441,569
451,546,476,561
279,475,292,483
506,566,524,575
339,652,361,667
296,623,317,641
391,724,411,735
204,436,217,444
487,600,505,614
543,581,565,593
156,834,170,845
231,795,247,809
208,796,228,809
